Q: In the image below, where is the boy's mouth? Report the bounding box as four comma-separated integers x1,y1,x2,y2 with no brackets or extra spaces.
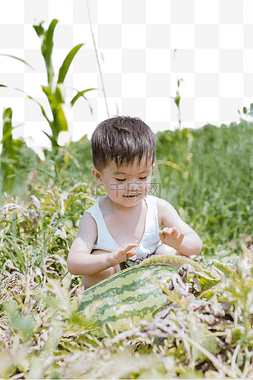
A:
124,193,140,198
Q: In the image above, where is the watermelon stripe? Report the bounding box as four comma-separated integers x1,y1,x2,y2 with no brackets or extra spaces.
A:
78,256,219,333
80,265,176,308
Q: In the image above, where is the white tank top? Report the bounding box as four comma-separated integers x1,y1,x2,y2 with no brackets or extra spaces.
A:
85,195,162,261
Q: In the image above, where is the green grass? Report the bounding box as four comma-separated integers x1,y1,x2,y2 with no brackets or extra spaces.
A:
1,116,253,378
1,14,253,378
2,117,252,257
0,192,253,377
155,120,253,256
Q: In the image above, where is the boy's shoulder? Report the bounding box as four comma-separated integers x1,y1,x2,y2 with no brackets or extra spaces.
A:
77,209,98,239
147,195,173,214
146,194,164,204
84,195,104,214
145,195,171,208
156,197,175,215
154,196,171,207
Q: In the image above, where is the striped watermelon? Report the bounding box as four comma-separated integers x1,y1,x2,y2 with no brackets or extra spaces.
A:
78,255,219,332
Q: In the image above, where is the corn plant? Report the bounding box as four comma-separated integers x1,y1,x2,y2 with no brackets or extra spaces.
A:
0,19,95,149
32,19,95,147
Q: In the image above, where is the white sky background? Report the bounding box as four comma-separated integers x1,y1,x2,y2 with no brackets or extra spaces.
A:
0,0,252,148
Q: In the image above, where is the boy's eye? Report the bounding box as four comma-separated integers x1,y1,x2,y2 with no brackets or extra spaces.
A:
115,178,126,182
139,176,148,180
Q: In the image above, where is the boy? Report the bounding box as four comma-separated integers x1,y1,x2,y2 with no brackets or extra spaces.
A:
67,116,202,289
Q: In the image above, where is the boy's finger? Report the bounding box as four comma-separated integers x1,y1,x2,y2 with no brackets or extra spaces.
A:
119,241,138,254
163,227,173,234
159,230,165,238
126,241,138,250
126,250,136,258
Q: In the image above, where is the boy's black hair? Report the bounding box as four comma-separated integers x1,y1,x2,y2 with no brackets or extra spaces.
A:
91,116,156,171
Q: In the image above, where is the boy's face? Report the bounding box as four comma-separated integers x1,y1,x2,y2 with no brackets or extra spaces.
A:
92,156,155,208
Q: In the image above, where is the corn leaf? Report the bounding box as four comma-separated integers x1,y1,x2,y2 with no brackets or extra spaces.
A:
41,86,68,136
42,130,58,148
33,21,45,37
35,19,58,88
70,88,95,107
1,108,15,194
27,94,51,124
57,43,84,84
0,54,34,70
54,104,68,133
55,85,64,104
1,108,13,151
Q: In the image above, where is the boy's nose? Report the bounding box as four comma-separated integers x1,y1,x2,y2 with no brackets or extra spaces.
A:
128,182,138,190
126,183,140,196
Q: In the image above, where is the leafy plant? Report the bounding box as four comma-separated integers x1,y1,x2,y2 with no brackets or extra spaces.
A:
0,19,95,149
0,108,15,197
0,18,96,204
0,108,39,203
0,163,253,378
32,19,95,148
155,117,253,256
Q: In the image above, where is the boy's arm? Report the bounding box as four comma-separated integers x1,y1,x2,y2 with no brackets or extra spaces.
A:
67,213,137,275
157,198,202,257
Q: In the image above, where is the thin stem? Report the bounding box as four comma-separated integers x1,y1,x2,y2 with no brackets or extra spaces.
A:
187,336,236,379
86,0,109,118
231,344,243,378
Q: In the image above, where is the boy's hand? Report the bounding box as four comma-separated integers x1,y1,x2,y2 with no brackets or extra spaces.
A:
159,227,184,250
107,241,138,268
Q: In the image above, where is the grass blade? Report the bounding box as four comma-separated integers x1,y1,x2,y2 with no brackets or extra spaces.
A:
6,166,58,181
4,236,26,273
187,336,236,379
1,246,18,269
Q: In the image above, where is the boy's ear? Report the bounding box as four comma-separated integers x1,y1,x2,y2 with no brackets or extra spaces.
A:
152,163,155,170
91,168,103,185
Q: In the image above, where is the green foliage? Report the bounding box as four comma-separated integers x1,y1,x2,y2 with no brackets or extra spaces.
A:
0,41,253,375
1,108,15,195
0,181,98,271
0,108,39,203
31,19,95,148
155,119,253,256
0,169,253,378
1,19,95,149
0,18,96,204
30,135,94,191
